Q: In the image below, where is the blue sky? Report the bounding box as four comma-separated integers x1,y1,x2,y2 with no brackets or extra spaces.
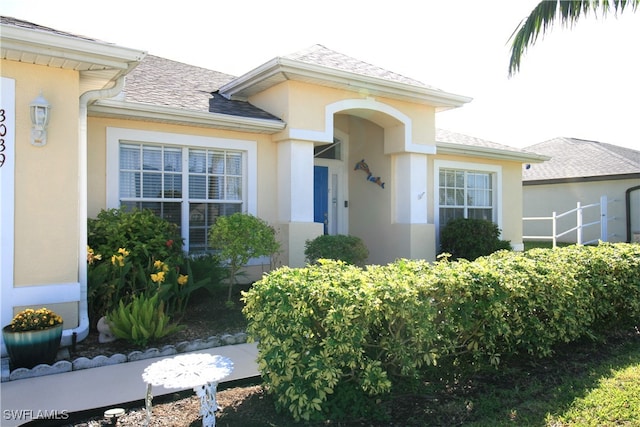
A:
2,0,638,150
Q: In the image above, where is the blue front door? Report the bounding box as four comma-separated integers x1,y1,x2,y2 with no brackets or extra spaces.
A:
314,166,328,234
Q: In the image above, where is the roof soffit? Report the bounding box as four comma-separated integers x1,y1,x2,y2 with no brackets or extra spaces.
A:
219,58,472,111
1,23,146,83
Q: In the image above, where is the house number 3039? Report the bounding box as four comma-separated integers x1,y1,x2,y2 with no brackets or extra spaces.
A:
0,108,6,168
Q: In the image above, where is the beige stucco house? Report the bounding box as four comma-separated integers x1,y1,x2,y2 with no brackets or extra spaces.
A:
523,137,640,244
0,16,546,353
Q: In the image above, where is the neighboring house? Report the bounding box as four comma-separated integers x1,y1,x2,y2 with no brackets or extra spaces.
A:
522,137,640,244
0,16,546,352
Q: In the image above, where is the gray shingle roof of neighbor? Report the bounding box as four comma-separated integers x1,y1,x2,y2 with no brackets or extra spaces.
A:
282,44,436,89
522,137,640,182
436,128,542,156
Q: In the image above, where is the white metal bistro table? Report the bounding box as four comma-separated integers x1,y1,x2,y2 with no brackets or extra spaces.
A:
142,353,234,427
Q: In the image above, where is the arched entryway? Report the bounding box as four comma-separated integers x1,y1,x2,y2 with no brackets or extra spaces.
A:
307,98,435,265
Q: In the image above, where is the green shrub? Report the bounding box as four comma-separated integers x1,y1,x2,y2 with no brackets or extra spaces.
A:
304,234,369,266
243,260,393,421
208,213,280,302
242,243,640,422
439,218,511,260
88,207,184,267
87,208,186,327
106,293,184,347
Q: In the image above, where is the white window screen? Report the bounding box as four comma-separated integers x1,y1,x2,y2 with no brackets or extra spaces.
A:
119,143,244,252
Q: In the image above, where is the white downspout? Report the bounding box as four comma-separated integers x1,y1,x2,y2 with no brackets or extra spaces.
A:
65,76,127,347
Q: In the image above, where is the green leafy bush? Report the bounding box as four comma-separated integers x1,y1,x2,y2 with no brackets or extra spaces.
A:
106,293,184,347
242,243,640,422
208,213,280,302
439,218,511,260
87,208,186,327
304,234,369,266
243,260,393,421
88,207,184,267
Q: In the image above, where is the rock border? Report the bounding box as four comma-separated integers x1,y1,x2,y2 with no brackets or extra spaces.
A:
1,332,247,382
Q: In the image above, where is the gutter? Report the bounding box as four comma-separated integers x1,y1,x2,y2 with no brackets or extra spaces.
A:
65,74,129,347
90,99,286,134
436,141,550,163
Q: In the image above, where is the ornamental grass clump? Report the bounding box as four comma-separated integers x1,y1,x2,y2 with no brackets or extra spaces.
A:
8,308,63,332
106,293,184,347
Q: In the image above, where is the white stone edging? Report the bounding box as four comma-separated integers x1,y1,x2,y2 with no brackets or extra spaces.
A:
1,332,247,382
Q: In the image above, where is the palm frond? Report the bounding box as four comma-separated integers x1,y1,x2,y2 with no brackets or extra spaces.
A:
508,0,639,76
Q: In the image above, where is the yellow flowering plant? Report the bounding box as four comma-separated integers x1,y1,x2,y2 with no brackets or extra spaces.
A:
87,246,146,328
8,308,63,332
152,259,199,319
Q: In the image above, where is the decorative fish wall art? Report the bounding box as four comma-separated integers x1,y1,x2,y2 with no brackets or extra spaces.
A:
354,159,385,189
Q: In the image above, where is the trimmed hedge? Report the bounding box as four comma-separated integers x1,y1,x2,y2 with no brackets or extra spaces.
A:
242,243,640,421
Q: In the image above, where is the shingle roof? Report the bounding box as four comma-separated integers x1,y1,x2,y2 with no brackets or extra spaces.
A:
123,55,235,110
122,55,281,120
522,137,640,181
209,91,283,120
283,44,436,89
0,16,98,42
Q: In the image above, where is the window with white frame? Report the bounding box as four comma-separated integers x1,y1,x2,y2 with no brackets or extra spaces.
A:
438,168,495,232
108,128,256,254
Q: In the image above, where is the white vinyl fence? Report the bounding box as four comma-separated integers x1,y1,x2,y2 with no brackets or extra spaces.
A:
523,195,617,247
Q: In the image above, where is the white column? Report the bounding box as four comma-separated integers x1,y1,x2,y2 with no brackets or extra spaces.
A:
394,153,428,224
277,140,315,223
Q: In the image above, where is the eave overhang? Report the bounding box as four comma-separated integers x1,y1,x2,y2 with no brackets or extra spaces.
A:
219,57,472,112
0,22,146,84
436,141,550,163
523,172,640,186
90,99,286,134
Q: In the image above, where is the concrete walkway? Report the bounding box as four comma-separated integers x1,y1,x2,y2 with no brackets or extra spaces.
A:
0,342,259,427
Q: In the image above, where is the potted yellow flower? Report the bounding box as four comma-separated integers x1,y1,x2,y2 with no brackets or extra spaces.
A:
2,307,64,369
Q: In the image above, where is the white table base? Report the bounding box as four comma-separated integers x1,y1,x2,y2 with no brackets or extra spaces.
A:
142,354,233,427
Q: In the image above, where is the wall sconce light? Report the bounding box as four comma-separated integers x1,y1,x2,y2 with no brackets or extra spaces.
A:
30,93,51,147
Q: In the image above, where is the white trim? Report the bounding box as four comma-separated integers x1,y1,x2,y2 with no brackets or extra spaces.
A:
92,99,285,134
11,283,81,307
436,141,549,163
1,78,16,356
289,98,436,155
313,129,350,235
433,159,503,239
106,127,258,248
